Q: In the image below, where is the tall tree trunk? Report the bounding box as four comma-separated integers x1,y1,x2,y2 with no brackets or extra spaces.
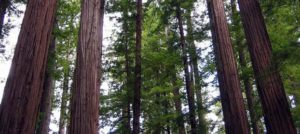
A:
69,0,104,133
122,8,131,133
59,69,69,134
230,1,260,134
186,8,207,134
132,0,142,133
237,0,296,133
0,0,57,133
175,3,197,134
36,33,56,134
0,0,9,38
207,0,250,133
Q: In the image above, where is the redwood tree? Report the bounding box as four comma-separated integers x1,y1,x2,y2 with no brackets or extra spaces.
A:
69,0,105,133
230,0,260,133
207,0,250,133
238,0,296,133
132,0,142,133
0,0,57,133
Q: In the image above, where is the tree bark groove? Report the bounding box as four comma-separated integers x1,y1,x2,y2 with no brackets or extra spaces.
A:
238,0,296,133
207,0,250,133
69,0,104,133
0,0,57,133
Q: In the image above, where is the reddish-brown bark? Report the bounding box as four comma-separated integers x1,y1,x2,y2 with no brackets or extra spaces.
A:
132,0,142,133
69,0,105,133
0,0,57,133
238,0,296,133
230,0,260,133
207,0,250,133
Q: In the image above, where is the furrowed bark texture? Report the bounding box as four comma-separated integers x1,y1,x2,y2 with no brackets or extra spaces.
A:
132,0,142,133
36,35,56,134
69,0,104,133
230,0,260,133
238,0,296,133
0,0,57,133
207,0,250,133
176,4,197,134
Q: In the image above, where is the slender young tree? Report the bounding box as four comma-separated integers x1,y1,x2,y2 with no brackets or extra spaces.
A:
175,3,197,134
0,0,57,133
207,0,250,133
59,68,69,134
69,0,105,133
122,7,132,133
237,0,296,133
186,8,207,134
132,0,142,133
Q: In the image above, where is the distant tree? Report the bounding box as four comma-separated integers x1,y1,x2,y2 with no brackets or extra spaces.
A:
175,2,197,133
132,0,142,133
0,0,57,133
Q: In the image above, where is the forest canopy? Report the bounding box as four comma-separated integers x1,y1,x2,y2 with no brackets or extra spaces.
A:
0,0,299,134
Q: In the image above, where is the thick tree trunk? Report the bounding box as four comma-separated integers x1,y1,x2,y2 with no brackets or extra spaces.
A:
69,0,104,133
0,0,57,133
59,70,69,134
237,0,296,133
186,9,207,134
0,0,9,38
175,4,197,134
132,0,142,133
230,1,260,133
36,34,56,134
207,0,250,133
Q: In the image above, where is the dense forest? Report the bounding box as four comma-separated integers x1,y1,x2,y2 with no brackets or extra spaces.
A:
0,0,299,134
